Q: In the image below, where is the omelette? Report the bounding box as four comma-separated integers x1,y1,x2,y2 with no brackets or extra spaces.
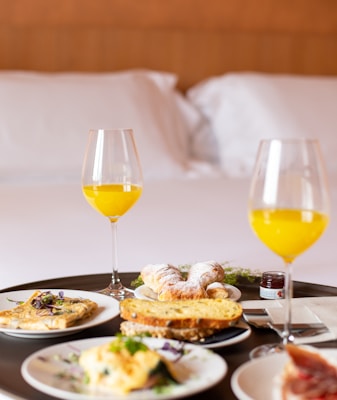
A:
0,290,98,330
79,336,179,394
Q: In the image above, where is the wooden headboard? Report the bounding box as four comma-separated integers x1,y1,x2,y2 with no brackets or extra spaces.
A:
1,0,337,91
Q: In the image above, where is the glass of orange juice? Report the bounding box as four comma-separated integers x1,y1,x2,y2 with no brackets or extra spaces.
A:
248,139,330,358
82,129,143,299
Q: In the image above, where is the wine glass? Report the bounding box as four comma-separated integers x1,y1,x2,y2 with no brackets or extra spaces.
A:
82,129,143,300
248,138,330,358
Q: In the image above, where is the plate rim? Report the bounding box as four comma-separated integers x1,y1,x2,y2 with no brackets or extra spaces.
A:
21,336,228,400
0,288,119,338
203,323,251,349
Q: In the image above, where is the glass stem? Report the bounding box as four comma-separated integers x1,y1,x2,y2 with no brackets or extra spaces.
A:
110,221,121,286
282,260,294,345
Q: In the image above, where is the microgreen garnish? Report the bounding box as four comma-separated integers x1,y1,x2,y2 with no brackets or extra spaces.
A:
30,291,66,315
109,335,148,355
6,298,24,305
149,361,178,392
161,341,187,362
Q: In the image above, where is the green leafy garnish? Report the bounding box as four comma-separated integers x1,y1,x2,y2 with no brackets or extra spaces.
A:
30,291,65,315
130,275,144,289
109,335,148,355
150,361,178,393
222,265,261,285
6,298,24,305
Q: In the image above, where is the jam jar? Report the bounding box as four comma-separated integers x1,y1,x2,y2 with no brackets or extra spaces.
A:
259,271,285,299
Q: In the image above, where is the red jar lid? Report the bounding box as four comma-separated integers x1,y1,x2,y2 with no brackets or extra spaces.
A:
260,271,285,289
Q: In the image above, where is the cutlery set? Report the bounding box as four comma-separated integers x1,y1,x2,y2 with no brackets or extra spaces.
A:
242,308,329,338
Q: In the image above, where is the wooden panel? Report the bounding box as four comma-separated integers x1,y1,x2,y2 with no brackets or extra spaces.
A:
1,0,336,33
0,0,337,90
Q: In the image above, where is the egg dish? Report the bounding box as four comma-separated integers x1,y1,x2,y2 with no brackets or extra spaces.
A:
0,290,98,330
79,335,179,394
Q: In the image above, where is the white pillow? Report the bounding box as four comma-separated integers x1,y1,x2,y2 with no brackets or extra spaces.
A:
187,72,337,177
0,70,204,183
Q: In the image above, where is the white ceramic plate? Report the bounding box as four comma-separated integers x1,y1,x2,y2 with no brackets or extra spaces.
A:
201,322,251,349
21,336,228,400
135,284,242,302
0,289,119,338
231,348,337,400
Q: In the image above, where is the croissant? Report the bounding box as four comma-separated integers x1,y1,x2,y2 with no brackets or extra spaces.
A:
141,261,226,301
140,263,183,294
206,282,229,299
188,261,225,287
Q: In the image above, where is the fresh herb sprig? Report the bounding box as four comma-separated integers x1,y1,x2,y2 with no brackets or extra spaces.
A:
7,290,66,311
222,265,261,285
109,335,149,355
30,291,65,315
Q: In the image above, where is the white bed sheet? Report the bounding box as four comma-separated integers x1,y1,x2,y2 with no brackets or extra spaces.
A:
0,176,336,289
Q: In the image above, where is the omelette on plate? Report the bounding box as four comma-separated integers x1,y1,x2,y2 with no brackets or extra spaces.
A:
79,336,179,394
0,290,98,330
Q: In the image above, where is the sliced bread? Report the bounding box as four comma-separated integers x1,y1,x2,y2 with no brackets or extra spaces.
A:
119,298,242,330
120,321,221,342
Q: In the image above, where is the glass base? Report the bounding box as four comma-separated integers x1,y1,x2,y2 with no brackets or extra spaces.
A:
249,343,284,359
98,282,135,300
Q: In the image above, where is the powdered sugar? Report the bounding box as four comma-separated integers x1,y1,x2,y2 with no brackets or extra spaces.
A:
141,260,226,301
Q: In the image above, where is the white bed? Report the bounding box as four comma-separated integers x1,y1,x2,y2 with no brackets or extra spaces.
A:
1,70,337,289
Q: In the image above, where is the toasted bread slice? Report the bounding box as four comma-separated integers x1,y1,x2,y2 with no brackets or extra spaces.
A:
120,298,242,330
0,290,98,330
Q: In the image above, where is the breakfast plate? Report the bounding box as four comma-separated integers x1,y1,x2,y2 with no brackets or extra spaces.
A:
135,283,242,302
199,322,251,349
231,348,337,399
21,336,228,400
0,289,119,338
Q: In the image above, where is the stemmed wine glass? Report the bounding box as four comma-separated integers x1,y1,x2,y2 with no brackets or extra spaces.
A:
248,138,330,358
82,129,143,300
